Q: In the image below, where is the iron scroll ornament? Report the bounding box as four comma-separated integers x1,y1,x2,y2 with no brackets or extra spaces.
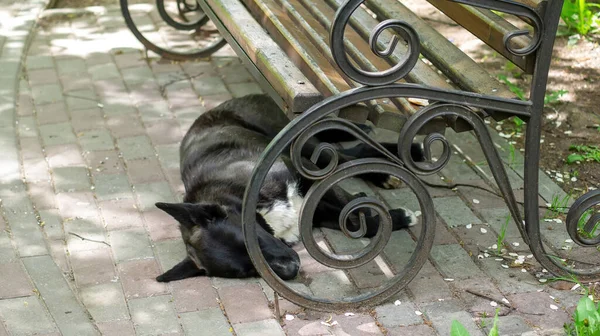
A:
241,94,437,310
330,0,544,87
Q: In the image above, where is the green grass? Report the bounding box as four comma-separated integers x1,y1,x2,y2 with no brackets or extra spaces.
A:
545,192,572,219
578,208,600,238
564,296,600,335
451,309,499,336
497,215,510,254
498,74,526,101
544,89,569,105
567,145,600,164
560,0,600,37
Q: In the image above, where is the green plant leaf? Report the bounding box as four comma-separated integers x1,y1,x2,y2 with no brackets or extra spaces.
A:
576,297,596,323
488,310,500,336
451,320,471,336
567,153,585,164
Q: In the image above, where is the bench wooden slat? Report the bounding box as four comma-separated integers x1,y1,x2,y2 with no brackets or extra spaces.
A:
367,0,516,103
204,0,322,113
425,0,534,73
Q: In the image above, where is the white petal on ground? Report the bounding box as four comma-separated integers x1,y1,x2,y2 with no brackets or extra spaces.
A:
480,228,488,234
285,314,295,321
466,223,473,229
490,301,498,307
473,199,480,204
415,311,423,316
550,304,559,310
394,300,401,306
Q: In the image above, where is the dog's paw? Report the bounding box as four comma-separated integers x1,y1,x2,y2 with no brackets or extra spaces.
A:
390,208,419,229
380,175,404,189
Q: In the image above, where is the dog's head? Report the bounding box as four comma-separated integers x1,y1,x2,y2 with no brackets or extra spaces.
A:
154,202,300,282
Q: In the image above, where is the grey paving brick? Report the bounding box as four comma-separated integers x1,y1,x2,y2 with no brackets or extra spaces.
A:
308,270,358,300
56,58,86,75
192,76,229,96
17,115,37,137
134,181,177,211
78,129,114,151
233,319,284,336
430,244,481,280
129,295,181,335
479,208,522,240
387,324,437,336
155,144,180,171
0,263,34,299
137,100,170,124
0,231,18,264
429,311,483,336
479,259,539,294
93,174,132,201
507,291,570,329
35,101,69,125
481,315,532,336
45,143,85,168
119,258,168,298
52,166,91,192
31,83,63,105
375,302,423,328
96,320,136,336
64,218,108,252
434,196,482,227
80,282,129,322
0,296,57,336
117,135,155,160
38,209,64,241
88,63,120,81
22,255,99,336
180,308,232,336
228,82,262,98
65,89,98,111
219,284,272,324
172,277,219,312
109,228,153,262
26,55,54,70
3,196,48,257
70,248,116,287
121,65,153,86
39,122,76,146
154,239,186,272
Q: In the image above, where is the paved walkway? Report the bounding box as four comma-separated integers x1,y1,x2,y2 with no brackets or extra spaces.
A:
0,2,586,336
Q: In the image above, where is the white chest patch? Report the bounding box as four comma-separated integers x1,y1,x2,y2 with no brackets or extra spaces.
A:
258,183,304,244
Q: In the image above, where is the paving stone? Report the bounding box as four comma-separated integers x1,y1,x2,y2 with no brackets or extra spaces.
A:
129,295,181,335
192,76,229,96
480,207,523,240
70,107,104,132
93,173,132,201
35,101,69,124
70,248,116,287
38,209,64,241
228,82,262,98
31,83,63,105
154,239,186,273
0,296,57,336
56,58,86,75
121,65,153,86
96,320,135,336
219,284,272,324
428,310,483,336
88,62,120,81
110,228,154,263
433,196,482,227
56,192,99,220
98,198,144,231
64,217,108,252
452,224,499,257
114,51,145,69
26,55,54,70
118,258,168,298
452,278,507,316
308,270,358,300
80,282,129,322
61,73,94,93
106,114,146,138
407,262,454,304
0,263,34,299
134,181,177,211
430,244,481,280
142,209,180,242
145,119,182,145
479,258,539,294
179,308,232,336
117,135,155,161
27,68,58,86
17,115,37,137
233,319,284,336
3,198,48,257
172,277,219,312
375,301,423,328
84,150,124,175
45,144,85,168
507,291,570,329
22,255,99,336
28,180,57,210
481,315,533,336
137,101,171,124
218,64,253,84
78,129,115,152
387,324,437,336
126,157,165,184
129,81,164,105
39,122,76,146
52,166,91,192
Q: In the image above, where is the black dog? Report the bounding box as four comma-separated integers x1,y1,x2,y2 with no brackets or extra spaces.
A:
155,94,422,282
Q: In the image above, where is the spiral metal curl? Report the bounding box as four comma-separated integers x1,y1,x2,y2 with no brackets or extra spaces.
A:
398,103,527,243
566,190,600,247
290,118,402,180
451,0,544,56
300,160,397,269
331,1,421,86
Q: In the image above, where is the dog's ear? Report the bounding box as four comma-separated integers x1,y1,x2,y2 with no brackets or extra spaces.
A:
155,202,226,229
156,257,206,282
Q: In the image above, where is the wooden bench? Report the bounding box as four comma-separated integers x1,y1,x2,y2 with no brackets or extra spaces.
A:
126,0,581,310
